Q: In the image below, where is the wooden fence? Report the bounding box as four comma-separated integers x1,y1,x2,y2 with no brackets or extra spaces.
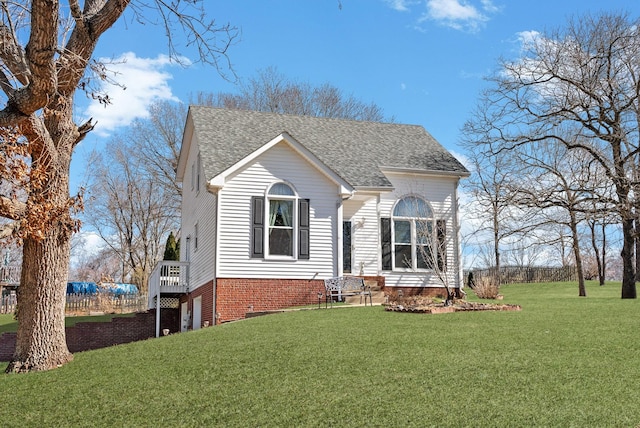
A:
1,292,16,314
466,265,578,285
0,293,147,315
65,293,147,314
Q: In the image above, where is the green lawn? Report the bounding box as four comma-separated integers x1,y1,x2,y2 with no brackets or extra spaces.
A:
1,281,639,427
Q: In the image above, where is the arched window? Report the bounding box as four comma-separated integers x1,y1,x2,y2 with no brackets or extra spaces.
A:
392,196,434,270
267,183,297,256
250,183,310,260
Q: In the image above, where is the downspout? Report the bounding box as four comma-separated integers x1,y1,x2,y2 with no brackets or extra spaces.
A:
376,193,381,275
155,288,161,338
337,192,344,277
211,184,221,325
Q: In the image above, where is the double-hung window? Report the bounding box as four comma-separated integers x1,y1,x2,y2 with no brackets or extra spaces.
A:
381,196,447,272
392,196,434,270
251,182,310,260
267,183,296,256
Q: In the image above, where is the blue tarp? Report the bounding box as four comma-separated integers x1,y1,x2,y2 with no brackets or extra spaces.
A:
66,282,139,295
66,281,97,294
101,283,139,296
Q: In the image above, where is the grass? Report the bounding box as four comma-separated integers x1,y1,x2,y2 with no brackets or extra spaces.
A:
1,281,639,427
0,312,135,334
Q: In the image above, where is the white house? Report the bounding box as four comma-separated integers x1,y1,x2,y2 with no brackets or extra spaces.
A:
149,106,469,330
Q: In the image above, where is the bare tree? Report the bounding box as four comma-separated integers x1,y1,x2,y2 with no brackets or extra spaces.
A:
129,101,187,210
70,246,122,283
463,12,640,298
85,139,177,293
507,143,605,296
1,1,237,373
460,144,536,284
584,215,612,285
194,67,390,122
82,100,185,293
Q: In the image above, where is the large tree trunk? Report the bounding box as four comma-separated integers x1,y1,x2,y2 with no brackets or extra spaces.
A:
493,210,501,286
6,232,73,372
5,109,76,373
635,215,640,282
621,217,637,299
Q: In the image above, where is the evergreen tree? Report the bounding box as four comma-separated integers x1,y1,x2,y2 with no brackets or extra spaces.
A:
163,232,179,261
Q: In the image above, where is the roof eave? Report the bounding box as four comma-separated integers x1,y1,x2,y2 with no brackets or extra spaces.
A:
175,109,195,183
380,166,471,178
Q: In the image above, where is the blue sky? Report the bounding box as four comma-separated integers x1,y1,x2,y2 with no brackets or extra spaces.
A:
74,0,640,183
71,0,640,250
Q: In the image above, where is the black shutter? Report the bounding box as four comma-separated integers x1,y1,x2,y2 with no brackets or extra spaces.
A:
436,219,447,270
343,221,352,273
381,217,392,271
298,199,310,259
251,196,264,258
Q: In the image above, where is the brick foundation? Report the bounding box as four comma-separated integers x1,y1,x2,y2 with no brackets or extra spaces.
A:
181,280,215,329
215,278,325,323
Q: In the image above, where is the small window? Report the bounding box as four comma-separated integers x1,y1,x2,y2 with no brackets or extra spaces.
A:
196,153,201,192
194,223,199,252
191,163,195,190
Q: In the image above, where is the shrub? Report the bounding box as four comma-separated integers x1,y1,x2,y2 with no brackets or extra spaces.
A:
473,276,501,299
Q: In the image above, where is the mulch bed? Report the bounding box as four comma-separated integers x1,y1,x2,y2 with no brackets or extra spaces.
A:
384,299,521,314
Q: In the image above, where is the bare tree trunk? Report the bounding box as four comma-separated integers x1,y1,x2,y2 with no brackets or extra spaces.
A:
589,219,605,286
600,222,606,286
7,233,73,372
6,156,74,372
635,215,640,283
621,218,637,298
569,215,586,297
493,212,501,286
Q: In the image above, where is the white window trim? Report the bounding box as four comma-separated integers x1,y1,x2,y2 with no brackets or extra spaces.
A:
391,196,435,272
264,182,298,260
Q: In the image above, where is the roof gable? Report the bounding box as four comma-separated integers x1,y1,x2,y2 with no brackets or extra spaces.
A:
183,106,469,188
208,132,354,196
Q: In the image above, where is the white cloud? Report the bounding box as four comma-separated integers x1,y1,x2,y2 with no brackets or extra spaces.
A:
383,0,416,11
400,82,407,90
516,30,541,50
427,0,481,21
70,231,105,267
450,149,471,170
420,0,499,32
82,52,183,136
480,0,499,14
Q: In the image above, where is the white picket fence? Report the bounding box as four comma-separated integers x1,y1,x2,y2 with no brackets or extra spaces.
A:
0,292,16,314
0,292,147,315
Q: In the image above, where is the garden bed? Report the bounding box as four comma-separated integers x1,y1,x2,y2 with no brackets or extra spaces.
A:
384,296,521,314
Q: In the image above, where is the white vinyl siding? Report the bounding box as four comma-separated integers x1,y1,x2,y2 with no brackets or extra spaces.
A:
217,142,338,279
343,195,379,276
180,136,217,292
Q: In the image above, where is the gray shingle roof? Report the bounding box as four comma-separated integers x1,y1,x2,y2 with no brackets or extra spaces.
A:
189,106,469,188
